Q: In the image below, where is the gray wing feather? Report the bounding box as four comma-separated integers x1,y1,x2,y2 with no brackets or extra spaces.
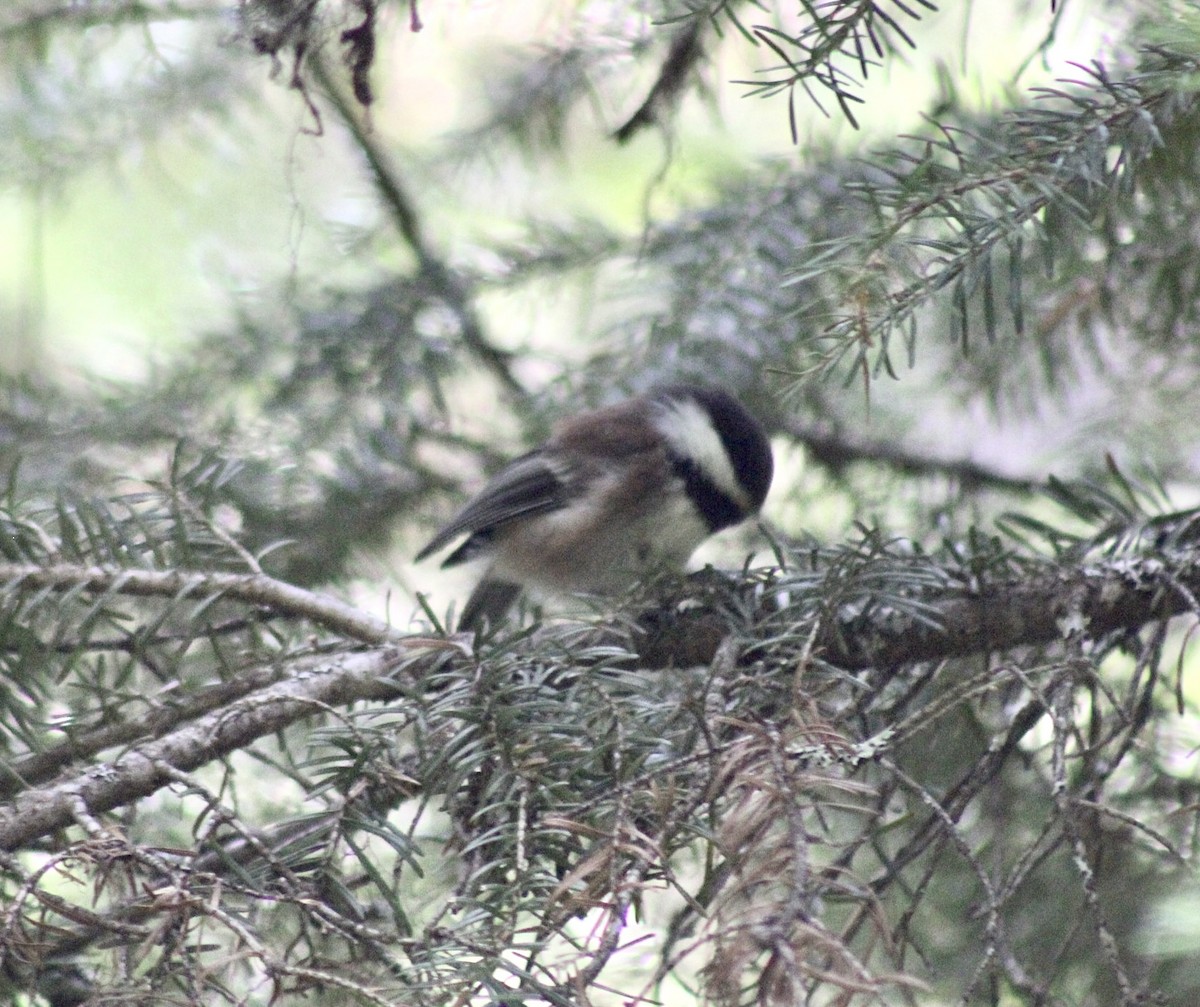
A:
415,452,568,562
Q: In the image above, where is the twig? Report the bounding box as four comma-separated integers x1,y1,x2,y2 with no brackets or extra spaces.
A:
309,52,527,399
0,614,269,655
1047,674,1144,1004
613,20,705,143
782,418,1040,494
0,562,402,644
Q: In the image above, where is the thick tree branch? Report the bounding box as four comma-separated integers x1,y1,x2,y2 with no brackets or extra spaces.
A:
832,556,1187,669
6,548,1194,680
1,545,1195,852
0,643,453,852
637,551,1199,671
0,660,282,799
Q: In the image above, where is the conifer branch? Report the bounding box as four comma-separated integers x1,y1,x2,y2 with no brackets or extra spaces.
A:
0,563,402,644
0,645,446,852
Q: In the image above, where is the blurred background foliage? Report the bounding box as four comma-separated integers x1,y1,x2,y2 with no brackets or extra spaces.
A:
2,0,1200,1005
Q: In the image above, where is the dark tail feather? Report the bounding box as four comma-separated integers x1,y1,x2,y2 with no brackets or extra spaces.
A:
458,579,522,631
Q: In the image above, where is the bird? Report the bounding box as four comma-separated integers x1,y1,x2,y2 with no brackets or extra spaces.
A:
416,383,774,630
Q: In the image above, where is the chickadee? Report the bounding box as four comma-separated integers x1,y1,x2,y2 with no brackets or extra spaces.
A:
416,383,774,630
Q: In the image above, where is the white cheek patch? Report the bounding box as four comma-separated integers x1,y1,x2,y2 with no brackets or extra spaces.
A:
655,398,749,509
